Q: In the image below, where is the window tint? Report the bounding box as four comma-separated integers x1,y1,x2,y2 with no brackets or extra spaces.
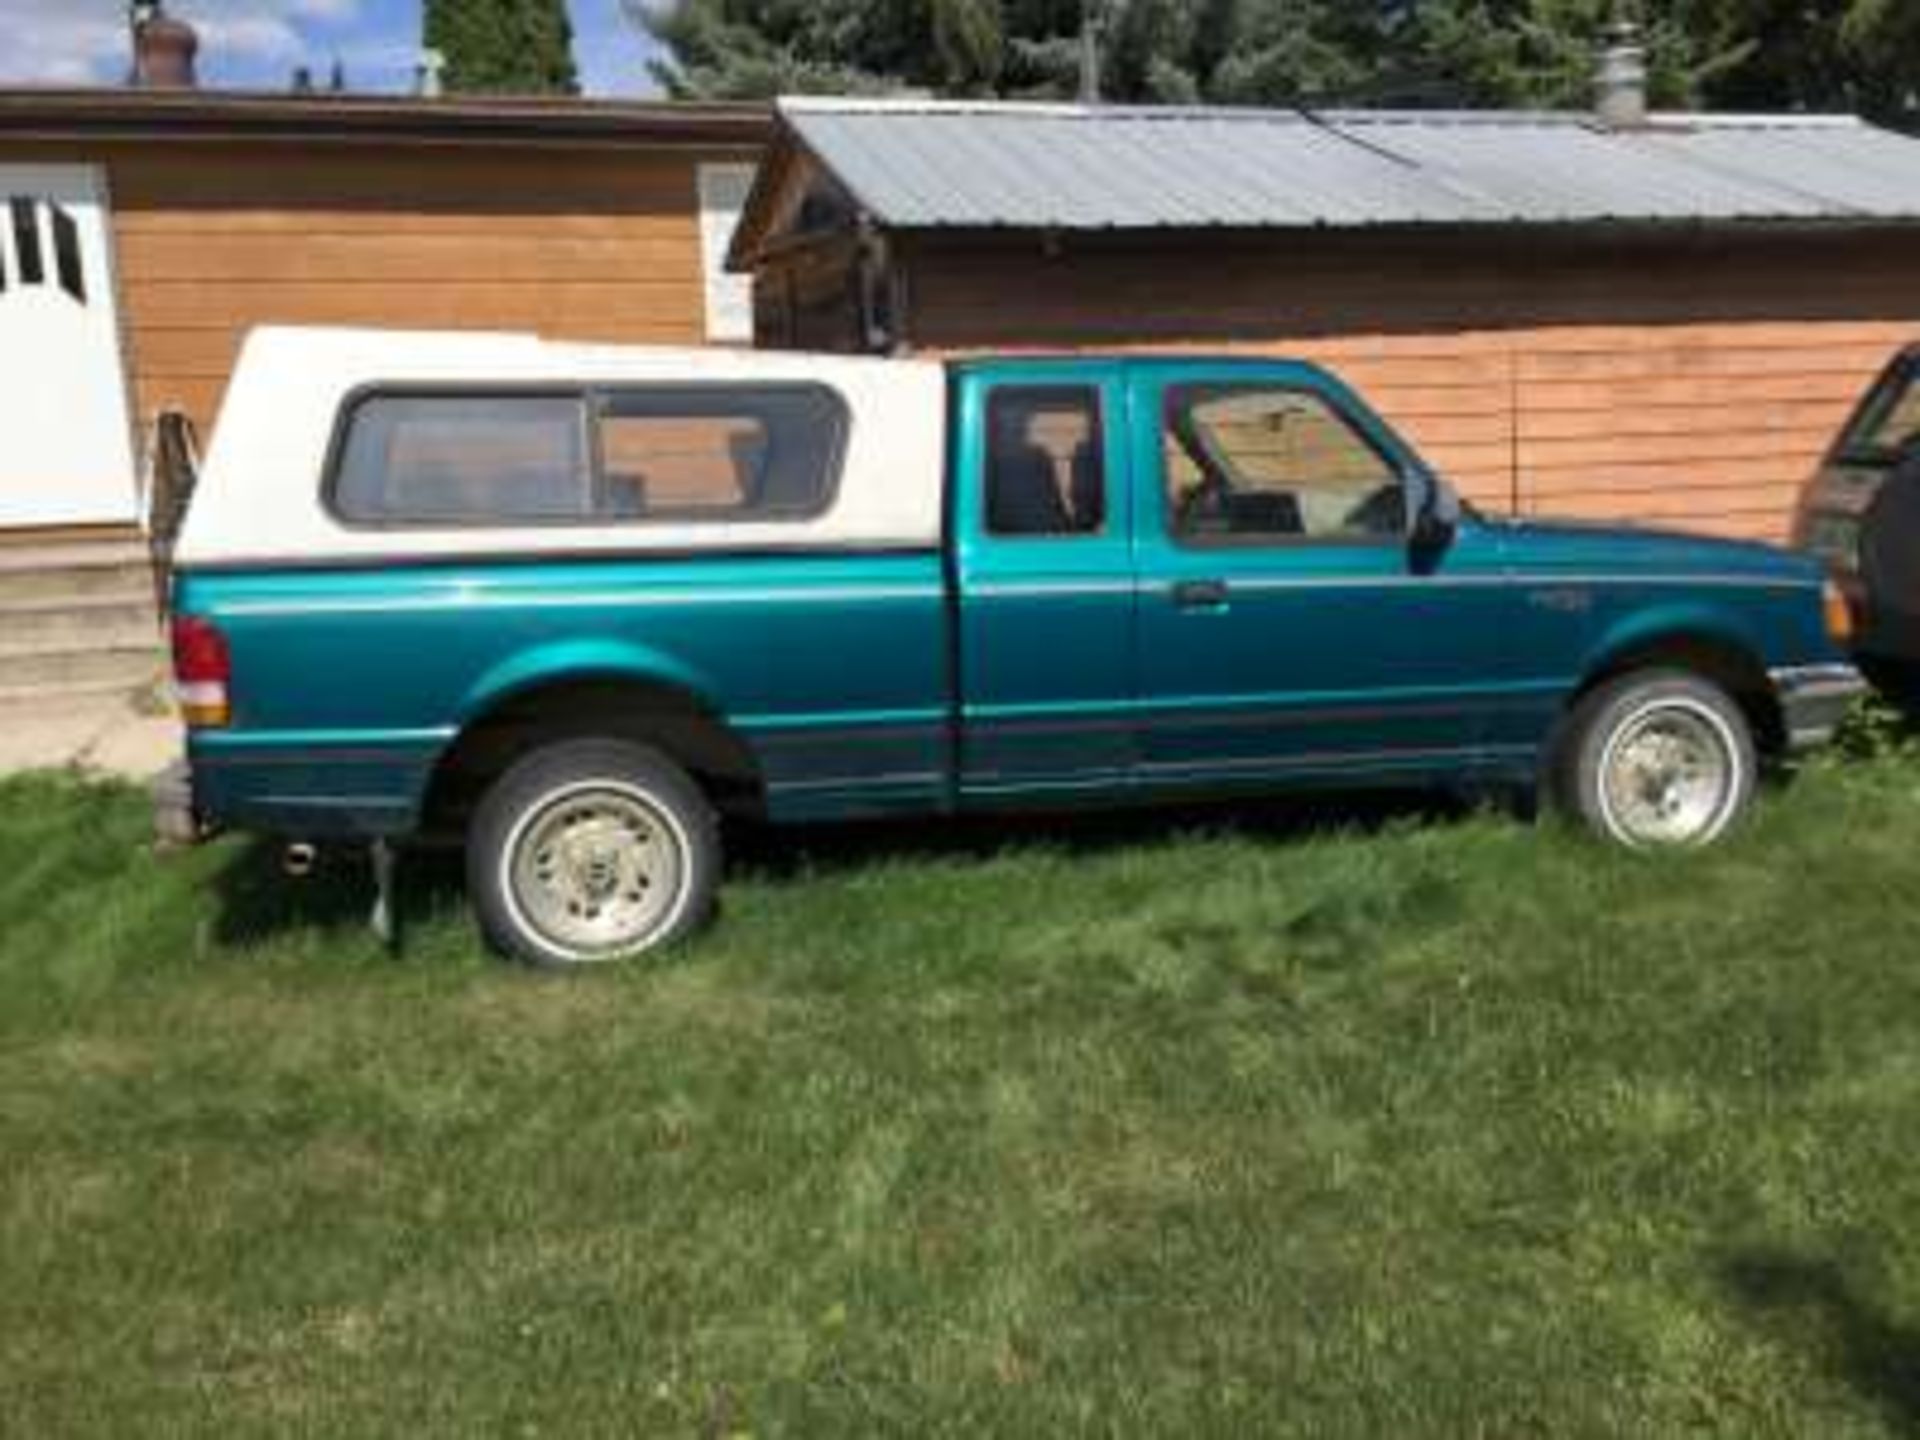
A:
1164,384,1404,543
986,386,1104,537
330,385,846,526
332,395,592,524
597,386,842,519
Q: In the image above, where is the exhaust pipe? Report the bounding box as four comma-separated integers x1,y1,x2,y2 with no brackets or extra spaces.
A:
282,842,318,878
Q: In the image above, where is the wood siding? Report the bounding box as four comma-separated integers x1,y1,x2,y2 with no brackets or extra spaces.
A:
7,139,754,445
896,228,1920,541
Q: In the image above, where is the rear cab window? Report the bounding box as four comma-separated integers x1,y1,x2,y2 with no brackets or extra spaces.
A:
984,386,1106,537
328,384,848,526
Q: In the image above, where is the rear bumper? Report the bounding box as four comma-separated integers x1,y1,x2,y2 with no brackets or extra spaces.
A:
1770,663,1869,751
159,736,433,841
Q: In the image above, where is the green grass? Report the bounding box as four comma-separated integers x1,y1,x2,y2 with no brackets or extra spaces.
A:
3,759,1919,1437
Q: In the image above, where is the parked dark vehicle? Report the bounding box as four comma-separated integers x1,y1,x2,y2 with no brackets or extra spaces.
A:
1795,344,1920,700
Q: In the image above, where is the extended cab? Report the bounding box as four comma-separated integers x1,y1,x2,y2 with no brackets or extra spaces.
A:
167,327,1864,965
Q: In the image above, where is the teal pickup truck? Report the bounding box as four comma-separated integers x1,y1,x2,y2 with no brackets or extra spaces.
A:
164,327,1863,966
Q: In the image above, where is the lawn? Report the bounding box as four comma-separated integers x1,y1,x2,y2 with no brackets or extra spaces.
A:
2,754,1918,1437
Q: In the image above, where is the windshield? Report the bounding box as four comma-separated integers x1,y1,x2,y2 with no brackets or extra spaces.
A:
1839,355,1920,465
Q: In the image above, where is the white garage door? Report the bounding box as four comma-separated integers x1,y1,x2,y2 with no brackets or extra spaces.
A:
0,165,137,526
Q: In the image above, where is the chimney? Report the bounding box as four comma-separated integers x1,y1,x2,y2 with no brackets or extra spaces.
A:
129,1,200,89
1077,0,1101,104
415,48,447,99
1595,16,1647,129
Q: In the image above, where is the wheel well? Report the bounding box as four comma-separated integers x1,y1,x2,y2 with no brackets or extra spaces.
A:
420,678,764,838
1572,635,1785,757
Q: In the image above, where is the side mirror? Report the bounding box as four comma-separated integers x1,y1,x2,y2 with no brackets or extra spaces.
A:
1410,473,1460,563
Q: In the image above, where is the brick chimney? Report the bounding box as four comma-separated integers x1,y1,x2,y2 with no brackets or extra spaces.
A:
130,1,200,89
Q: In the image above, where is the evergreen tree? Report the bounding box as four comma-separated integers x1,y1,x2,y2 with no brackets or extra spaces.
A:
635,0,1398,103
632,0,1919,122
1386,1,1706,108
632,0,1002,97
425,0,580,95
1678,0,1920,123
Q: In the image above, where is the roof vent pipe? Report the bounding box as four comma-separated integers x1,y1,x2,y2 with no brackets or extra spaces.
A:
1595,16,1648,128
416,48,447,99
1078,0,1101,104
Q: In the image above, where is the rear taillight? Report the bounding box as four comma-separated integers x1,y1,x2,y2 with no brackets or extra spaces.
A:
171,614,231,729
1823,577,1861,651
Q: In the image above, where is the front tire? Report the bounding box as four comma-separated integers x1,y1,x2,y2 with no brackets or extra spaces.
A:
467,738,719,968
1555,669,1756,849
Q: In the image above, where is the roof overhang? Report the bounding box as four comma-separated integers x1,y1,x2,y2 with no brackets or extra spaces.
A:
0,88,770,151
727,121,817,271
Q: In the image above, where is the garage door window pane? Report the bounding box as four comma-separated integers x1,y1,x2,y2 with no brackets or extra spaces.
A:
332,396,591,523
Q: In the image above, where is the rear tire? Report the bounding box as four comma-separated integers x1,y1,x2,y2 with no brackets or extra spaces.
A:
467,738,719,968
1553,669,1756,849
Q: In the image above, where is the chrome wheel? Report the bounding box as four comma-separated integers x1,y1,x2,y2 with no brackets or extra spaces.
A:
1596,699,1741,847
502,782,688,961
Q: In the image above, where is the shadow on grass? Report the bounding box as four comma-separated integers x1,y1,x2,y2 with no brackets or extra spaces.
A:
727,785,1486,880
208,839,467,948
1722,1250,1920,1435
203,785,1494,947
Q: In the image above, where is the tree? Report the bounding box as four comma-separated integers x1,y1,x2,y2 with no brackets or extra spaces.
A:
1676,0,1920,123
1382,1,1712,109
634,0,1400,103
632,0,1919,121
630,0,1005,98
424,0,580,95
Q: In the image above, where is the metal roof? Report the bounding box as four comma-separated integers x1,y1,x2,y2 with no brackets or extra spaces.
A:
774,96,1920,232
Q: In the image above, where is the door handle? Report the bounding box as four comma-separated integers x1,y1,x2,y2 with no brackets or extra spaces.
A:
1170,578,1230,610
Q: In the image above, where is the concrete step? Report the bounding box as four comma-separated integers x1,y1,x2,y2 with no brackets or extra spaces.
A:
0,540,149,569
0,676,181,777
0,592,161,649
0,541,158,605
0,639,166,694
0,674,168,715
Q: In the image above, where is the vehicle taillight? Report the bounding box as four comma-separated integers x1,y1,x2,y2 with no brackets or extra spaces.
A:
171,615,231,728
1823,577,1861,651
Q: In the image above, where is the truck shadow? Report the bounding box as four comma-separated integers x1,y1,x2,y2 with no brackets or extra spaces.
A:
1720,1249,1920,1434
209,838,403,948
206,786,1495,947
725,785,1485,880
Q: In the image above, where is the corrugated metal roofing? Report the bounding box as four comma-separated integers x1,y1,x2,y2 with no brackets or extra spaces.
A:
777,97,1920,231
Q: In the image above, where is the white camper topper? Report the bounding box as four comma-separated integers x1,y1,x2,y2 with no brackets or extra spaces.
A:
176,327,950,567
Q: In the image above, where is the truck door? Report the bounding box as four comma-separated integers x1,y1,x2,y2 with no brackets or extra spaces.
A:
1127,360,1518,788
952,365,1137,799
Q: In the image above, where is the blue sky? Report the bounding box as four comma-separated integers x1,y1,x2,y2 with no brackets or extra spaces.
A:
0,0,668,96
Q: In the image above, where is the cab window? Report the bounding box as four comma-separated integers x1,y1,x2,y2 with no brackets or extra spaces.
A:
332,394,592,524
986,386,1105,537
329,385,846,526
595,384,845,520
1163,384,1404,544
